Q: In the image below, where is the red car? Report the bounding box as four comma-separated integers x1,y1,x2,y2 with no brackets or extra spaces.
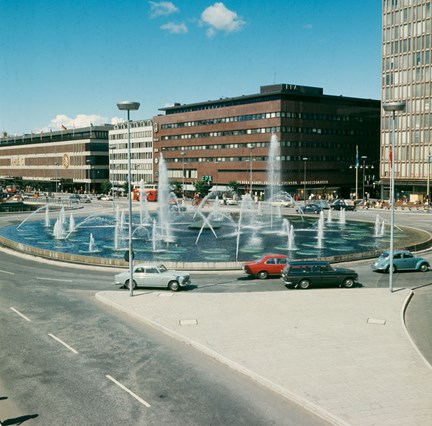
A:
242,254,288,279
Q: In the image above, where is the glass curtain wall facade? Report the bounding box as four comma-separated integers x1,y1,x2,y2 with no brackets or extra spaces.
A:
382,0,432,198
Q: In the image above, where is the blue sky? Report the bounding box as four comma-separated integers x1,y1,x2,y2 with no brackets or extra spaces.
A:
0,0,381,135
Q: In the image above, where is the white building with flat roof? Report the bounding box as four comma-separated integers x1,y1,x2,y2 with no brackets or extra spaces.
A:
109,119,154,188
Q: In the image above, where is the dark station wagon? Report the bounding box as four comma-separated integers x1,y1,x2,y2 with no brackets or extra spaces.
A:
281,260,359,289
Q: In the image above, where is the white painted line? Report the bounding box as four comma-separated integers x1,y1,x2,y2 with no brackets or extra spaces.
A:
36,277,73,282
48,334,78,354
10,307,31,322
0,269,14,275
106,375,151,407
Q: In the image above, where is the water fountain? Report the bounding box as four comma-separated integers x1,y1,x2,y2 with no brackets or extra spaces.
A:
380,220,385,237
45,206,50,227
3,134,405,265
69,212,76,233
316,211,324,249
89,233,95,252
288,225,296,251
327,207,332,223
339,208,346,224
374,214,386,238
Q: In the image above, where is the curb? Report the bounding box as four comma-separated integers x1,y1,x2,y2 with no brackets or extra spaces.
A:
400,290,432,371
95,292,349,426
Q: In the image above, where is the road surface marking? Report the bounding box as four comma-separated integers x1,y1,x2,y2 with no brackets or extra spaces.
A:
0,269,14,275
106,375,151,407
36,277,73,282
48,334,78,354
10,307,31,322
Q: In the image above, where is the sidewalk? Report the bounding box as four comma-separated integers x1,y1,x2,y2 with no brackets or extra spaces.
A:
96,288,432,426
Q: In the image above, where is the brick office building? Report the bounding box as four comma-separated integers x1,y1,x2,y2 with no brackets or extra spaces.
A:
153,84,380,200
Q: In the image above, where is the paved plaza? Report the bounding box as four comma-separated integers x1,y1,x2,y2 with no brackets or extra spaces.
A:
97,287,432,426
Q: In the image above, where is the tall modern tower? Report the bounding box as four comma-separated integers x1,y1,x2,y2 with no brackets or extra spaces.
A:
382,0,432,199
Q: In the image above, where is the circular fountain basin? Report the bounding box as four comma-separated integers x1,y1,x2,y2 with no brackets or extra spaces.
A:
1,208,427,271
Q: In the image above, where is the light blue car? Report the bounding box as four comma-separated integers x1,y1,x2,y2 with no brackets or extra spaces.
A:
372,250,429,273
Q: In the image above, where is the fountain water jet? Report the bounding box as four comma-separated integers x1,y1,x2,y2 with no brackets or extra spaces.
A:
339,208,346,224
69,212,76,233
89,233,95,252
17,204,49,230
288,225,296,251
45,206,50,227
317,211,324,248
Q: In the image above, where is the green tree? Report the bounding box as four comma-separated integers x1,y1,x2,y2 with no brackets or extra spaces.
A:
193,180,211,198
170,181,183,198
227,180,240,195
101,180,112,195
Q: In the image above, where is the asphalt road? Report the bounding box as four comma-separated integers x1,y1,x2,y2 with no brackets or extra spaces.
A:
1,205,432,425
0,250,328,426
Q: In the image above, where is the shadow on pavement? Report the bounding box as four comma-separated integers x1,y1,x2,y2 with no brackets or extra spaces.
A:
2,414,39,425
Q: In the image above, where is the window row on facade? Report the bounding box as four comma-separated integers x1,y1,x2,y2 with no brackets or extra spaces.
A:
162,140,370,153
161,111,375,130
161,126,375,141
384,1,431,20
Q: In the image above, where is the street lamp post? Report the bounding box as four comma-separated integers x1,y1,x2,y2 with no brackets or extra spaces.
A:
86,159,92,194
117,101,140,297
383,101,406,293
180,150,186,198
361,155,368,199
110,147,116,211
303,157,308,203
54,162,59,194
427,148,431,207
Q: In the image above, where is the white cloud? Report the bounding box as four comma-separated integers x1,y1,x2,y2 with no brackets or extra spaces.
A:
149,1,179,18
161,21,188,34
110,116,124,125
39,113,111,132
200,2,245,37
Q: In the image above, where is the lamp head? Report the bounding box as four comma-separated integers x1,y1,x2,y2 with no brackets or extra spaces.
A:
117,101,140,111
383,101,406,112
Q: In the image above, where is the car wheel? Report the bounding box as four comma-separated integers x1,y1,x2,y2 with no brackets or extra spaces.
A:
419,263,429,272
168,280,179,291
342,278,355,288
386,265,396,273
125,279,137,290
257,271,268,279
299,279,310,289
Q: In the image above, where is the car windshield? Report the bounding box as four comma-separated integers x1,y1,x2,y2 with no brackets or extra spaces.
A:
157,264,168,273
379,252,390,259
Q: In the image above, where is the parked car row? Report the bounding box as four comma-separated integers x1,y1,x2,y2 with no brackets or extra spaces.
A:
112,250,429,292
296,199,356,214
239,249,429,289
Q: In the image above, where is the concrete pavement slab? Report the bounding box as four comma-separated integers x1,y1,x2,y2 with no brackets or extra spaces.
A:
96,288,432,426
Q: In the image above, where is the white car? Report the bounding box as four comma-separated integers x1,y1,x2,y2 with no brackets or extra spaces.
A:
100,194,113,201
114,263,191,291
218,198,238,205
269,200,292,207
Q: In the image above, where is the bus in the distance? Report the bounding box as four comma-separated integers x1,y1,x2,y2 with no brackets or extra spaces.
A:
132,184,158,202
